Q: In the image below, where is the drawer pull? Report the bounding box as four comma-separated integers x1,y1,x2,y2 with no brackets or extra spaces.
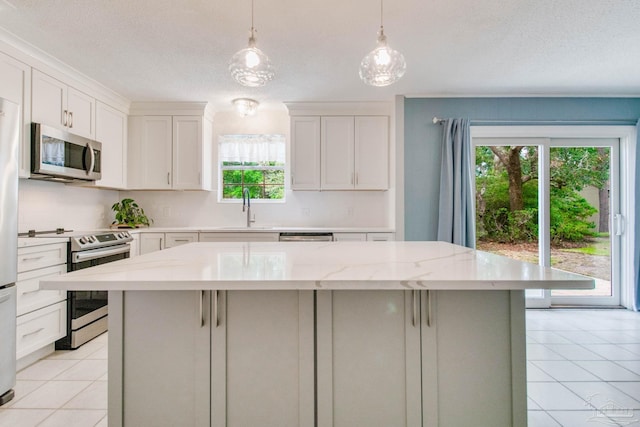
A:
22,327,44,338
174,239,190,243
21,289,41,296
22,256,44,262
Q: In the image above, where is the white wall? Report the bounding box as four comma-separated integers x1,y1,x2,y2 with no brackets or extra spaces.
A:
119,110,393,228
18,179,119,232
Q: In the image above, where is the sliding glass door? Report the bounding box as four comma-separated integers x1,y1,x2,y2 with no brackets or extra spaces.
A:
474,137,620,307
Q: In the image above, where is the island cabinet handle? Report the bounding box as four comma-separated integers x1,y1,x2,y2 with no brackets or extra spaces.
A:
411,290,417,327
214,290,220,327
426,290,432,327
200,290,206,327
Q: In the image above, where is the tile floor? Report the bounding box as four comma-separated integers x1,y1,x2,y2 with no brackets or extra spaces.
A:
527,309,640,427
0,333,108,427
0,309,638,426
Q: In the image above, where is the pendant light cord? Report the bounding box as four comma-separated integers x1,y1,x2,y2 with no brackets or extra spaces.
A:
380,0,384,31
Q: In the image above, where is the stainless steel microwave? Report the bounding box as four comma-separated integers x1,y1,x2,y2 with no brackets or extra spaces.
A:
31,123,101,182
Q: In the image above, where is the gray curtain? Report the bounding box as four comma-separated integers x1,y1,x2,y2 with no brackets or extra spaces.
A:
436,118,475,248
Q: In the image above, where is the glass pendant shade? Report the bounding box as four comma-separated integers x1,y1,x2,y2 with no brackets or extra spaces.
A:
359,29,406,87
229,33,274,87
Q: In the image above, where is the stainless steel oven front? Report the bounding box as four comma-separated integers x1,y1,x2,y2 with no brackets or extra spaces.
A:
56,231,132,350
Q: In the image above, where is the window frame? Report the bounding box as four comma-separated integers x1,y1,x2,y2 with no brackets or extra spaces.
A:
217,134,287,203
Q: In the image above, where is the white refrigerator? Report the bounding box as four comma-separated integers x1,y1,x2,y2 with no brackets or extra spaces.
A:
0,97,19,406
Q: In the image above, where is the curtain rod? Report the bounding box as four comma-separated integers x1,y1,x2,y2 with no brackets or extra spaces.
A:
432,117,637,125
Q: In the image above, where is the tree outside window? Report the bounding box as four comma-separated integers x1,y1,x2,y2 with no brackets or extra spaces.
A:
219,134,285,201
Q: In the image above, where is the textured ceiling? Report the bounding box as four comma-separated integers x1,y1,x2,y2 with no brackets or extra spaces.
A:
1,0,639,112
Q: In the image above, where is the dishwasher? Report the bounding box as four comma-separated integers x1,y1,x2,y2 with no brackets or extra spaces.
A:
278,232,334,242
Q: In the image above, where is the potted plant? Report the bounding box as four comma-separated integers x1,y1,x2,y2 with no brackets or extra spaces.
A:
111,198,152,228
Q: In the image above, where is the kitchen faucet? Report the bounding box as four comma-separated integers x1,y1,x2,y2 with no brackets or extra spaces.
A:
242,187,255,228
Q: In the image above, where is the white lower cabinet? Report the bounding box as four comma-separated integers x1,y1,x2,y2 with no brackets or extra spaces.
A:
16,301,66,360
423,290,526,427
138,233,164,255
316,291,422,427
332,232,366,241
112,289,525,427
138,232,200,254
119,291,210,427
128,234,139,257
198,232,279,242
212,291,314,427
16,242,67,361
164,232,198,248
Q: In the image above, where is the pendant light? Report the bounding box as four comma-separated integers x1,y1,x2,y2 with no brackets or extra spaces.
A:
229,0,274,87
359,0,406,87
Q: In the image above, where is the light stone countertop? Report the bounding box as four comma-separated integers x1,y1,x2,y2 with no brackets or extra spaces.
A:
40,241,594,292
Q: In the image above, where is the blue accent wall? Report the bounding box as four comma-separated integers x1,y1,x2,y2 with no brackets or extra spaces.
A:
404,97,640,241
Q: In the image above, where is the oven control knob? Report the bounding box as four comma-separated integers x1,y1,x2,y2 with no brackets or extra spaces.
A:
89,236,96,243
79,237,87,244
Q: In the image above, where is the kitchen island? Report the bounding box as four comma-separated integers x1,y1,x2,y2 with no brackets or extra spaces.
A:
41,241,593,427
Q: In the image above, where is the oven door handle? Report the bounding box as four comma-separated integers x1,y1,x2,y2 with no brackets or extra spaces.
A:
72,244,130,263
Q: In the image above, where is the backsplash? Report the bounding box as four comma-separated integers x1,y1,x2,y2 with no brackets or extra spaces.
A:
18,179,118,232
18,175,393,232
117,189,392,229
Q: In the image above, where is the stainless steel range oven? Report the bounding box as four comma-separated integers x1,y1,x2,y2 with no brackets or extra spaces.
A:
21,228,133,349
55,231,132,349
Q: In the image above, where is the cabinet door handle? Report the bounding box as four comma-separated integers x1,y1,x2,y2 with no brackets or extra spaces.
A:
63,110,68,126
214,290,220,327
411,290,417,327
355,172,359,185
167,172,170,185
200,290,206,327
22,327,44,338
68,111,73,128
426,290,432,327
159,238,163,250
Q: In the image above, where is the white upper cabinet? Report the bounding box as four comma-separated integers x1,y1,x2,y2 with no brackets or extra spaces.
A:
287,102,390,191
128,116,173,189
321,116,355,190
95,101,127,189
128,104,213,191
291,116,321,190
173,116,204,190
354,116,389,190
31,69,95,139
0,51,31,178
319,115,389,190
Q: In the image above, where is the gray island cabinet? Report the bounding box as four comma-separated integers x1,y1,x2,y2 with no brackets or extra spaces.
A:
40,241,593,427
